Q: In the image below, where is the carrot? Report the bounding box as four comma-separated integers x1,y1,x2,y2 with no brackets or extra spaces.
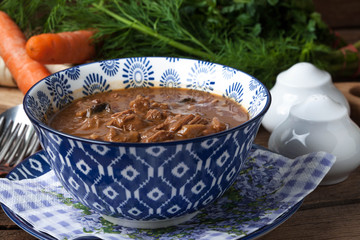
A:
0,11,51,94
26,30,96,64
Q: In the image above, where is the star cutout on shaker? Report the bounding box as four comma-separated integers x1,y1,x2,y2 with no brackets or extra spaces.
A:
285,129,310,146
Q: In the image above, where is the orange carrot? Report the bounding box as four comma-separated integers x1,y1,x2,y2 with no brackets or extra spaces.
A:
0,11,51,94
26,30,96,64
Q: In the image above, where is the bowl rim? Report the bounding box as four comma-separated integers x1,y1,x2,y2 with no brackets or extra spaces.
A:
23,56,271,147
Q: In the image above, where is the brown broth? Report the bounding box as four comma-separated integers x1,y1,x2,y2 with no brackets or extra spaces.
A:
49,88,249,142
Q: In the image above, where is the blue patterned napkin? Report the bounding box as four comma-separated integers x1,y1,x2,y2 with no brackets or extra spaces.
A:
0,147,335,240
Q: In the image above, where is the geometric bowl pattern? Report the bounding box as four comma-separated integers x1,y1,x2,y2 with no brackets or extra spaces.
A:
24,57,270,223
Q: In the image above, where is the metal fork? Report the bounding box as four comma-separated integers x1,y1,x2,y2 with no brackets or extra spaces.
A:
0,105,40,170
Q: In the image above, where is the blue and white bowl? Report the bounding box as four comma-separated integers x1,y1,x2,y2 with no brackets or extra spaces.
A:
23,57,271,229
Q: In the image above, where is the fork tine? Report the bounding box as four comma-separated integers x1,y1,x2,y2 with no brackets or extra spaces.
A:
0,116,5,134
5,124,29,166
27,134,40,156
0,120,14,148
25,129,40,156
0,116,5,148
0,122,21,163
2,123,26,164
0,105,42,171
13,127,39,166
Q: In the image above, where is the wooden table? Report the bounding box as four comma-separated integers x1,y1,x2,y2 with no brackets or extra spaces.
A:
1,1,360,238
0,83,360,240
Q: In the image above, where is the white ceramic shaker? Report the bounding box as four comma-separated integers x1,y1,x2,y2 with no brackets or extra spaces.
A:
262,62,350,132
268,94,360,185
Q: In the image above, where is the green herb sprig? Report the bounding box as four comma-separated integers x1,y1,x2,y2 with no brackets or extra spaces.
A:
0,0,357,88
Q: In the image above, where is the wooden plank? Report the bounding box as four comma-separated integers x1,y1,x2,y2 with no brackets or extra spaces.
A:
262,203,360,239
0,230,37,240
335,82,360,127
0,87,23,112
335,29,360,44
303,169,360,207
0,208,21,226
254,126,270,147
313,0,360,28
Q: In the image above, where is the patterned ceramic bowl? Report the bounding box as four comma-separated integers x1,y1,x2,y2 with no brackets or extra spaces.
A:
23,57,270,229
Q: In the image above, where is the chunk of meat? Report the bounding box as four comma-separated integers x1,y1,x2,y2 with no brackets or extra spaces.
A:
179,97,196,103
105,128,140,142
107,110,148,131
176,124,207,139
167,114,195,132
77,116,101,130
211,117,227,132
129,95,151,113
141,130,174,143
188,115,208,125
75,100,110,118
146,109,166,121
150,101,169,109
86,102,111,117
202,117,228,136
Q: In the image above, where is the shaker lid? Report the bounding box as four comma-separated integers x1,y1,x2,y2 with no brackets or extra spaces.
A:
277,62,331,88
290,94,348,121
